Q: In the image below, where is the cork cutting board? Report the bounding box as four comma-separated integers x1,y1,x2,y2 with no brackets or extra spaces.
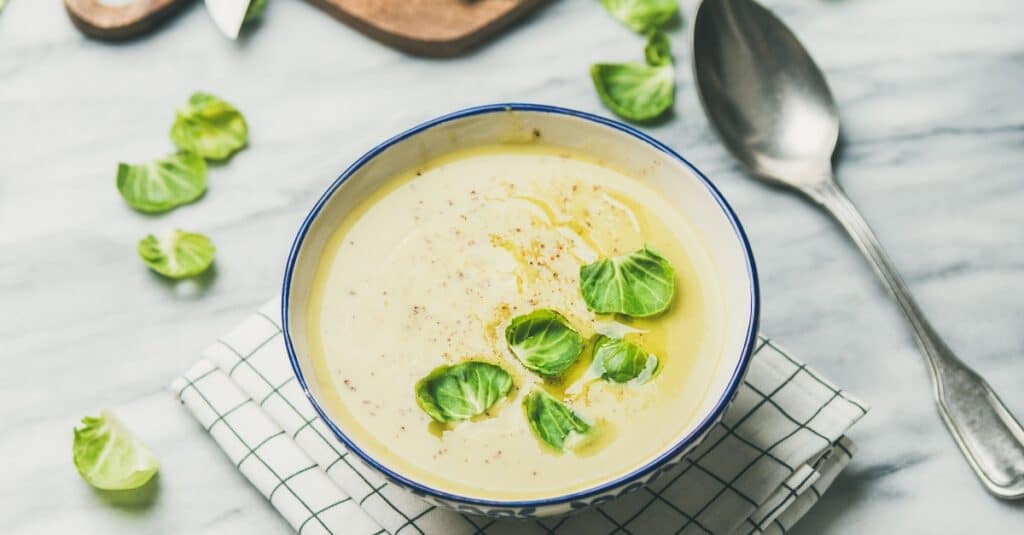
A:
64,0,547,56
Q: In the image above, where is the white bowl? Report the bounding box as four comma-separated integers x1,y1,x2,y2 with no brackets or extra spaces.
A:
282,103,760,518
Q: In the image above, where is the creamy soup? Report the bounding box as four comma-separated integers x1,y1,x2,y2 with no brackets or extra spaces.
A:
307,144,725,500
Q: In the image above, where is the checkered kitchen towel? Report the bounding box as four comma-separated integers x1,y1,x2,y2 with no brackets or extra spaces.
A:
172,299,867,535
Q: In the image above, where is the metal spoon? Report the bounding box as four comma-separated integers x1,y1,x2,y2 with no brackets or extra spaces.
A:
691,0,1024,498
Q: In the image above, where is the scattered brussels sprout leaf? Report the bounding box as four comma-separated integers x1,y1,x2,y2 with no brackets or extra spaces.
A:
116,151,207,214
600,0,678,33
590,61,674,122
244,0,267,24
138,230,216,279
73,411,159,491
170,92,248,160
644,30,672,67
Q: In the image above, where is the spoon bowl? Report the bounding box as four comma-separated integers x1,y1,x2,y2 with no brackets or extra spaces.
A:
693,0,838,186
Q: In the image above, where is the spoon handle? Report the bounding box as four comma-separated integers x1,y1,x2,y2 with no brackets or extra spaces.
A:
806,180,1024,499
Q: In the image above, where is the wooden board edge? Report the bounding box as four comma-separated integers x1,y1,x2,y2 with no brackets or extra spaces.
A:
302,0,549,57
63,0,192,41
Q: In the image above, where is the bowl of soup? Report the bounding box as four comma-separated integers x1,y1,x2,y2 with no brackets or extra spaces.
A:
282,103,759,517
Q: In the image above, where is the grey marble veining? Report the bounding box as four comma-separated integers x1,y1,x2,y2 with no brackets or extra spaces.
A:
1,0,1022,533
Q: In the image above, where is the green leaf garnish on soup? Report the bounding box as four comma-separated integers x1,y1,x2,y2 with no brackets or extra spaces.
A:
644,30,672,67
170,92,248,160
592,335,659,384
415,361,514,423
116,151,207,214
580,245,675,317
73,411,159,491
137,230,216,279
505,309,585,377
600,0,678,33
523,389,591,452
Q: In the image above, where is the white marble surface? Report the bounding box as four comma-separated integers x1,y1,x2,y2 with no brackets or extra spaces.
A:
2,0,1022,533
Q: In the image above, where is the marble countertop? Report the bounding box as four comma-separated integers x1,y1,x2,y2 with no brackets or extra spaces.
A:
2,0,1022,532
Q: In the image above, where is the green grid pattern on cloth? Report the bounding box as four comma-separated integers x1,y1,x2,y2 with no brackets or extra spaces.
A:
173,299,867,535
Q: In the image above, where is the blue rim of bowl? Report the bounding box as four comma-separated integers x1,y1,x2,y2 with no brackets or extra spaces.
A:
281,102,760,509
